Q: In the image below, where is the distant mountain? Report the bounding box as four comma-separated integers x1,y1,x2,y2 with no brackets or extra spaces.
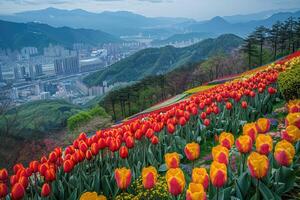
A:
188,11,300,36
0,20,121,50
151,32,215,46
223,8,300,23
0,7,194,37
83,34,243,86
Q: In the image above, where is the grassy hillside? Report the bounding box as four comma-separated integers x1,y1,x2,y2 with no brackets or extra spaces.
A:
0,20,121,50
83,34,243,86
0,100,83,138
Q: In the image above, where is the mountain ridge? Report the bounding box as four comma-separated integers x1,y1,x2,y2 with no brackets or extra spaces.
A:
83,34,243,87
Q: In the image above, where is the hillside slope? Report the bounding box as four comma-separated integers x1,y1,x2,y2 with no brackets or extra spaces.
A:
0,20,121,50
83,34,243,86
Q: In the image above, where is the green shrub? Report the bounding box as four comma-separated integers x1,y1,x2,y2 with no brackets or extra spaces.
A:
67,106,108,131
278,64,300,101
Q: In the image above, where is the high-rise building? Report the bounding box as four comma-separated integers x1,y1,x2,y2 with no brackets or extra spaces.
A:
0,64,3,82
35,64,43,76
13,66,21,80
54,55,79,75
29,65,34,79
20,66,26,78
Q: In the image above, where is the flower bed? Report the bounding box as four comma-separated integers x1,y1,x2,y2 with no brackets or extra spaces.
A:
0,51,300,200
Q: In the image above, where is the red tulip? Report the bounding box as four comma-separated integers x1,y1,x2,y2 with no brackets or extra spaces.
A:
241,101,248,109
10,175,18,186
0,183,8,198
179,117,187,126
41,183,51,197
200,112,206,120
225,102,232,110
11,183,25,200
29,161,39,173
45,168,56,182
91,143,99,156
146,128,154,138
18,176,28,189
125,136,135,149
63,159,74,173
98,138,106,150
0,169,8,181
167,123,175,134
79,141,88,153
151,136,159,145
48,152,57,163
119,146,129,159
203,119,210,126
86,150,93,160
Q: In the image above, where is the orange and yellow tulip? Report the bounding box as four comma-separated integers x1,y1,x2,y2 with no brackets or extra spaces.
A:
219,132,234,149
186,183,207,200
243,123,258,142
282,125,300,143
209,161,227,188
286,112,300,128
255,118,270,133
165,152,180,169
287,100,300,113
212,145,229,165
142,166,157,189
165,168,185,196
184,142,200,161
235,135,253,153
255,134,273,155
191,167,209,190
274,140,295,166
114,167,131,190
247,152,269,179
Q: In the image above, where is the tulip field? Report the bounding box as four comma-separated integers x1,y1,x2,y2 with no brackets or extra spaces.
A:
1,51,300,200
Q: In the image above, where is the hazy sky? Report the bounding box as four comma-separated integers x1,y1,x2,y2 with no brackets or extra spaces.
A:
0,0,299,20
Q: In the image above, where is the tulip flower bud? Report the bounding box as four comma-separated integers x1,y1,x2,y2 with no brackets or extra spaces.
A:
243,123,257,142
255,134,273,155
241,101,248,109
274,140,295,166
146,128,154,139
150,136,159,145
247,152,269,179
91,143,99,156
200,112,206,120
85,150,93,161
219,132,234,149
184,142,200,161
142,166,158,189
212,145,229,165
41,183,51,197
0,169,8,182
165,152,180,169
186,183,207,200
225,102,232,110
255,118,270,133
125,136,135,149
11,183,25,200
191,168,209,190
167,123,175,134
63,159,74,173
166,168,185,196
0,183,8,198
235,135,253,154
285,112,300,128
119,146,128,159
203,119,210,127
210,161,227,188
114,168,131,190
282,125,300,143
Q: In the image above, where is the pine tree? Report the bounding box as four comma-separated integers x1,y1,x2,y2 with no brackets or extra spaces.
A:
267,21,281,60
253,26,268,66
242,34,257,69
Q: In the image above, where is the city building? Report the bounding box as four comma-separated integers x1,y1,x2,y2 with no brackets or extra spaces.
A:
21,47,38,58
13,66,21,80
54,55,79,75
40,92,50,100
29,65,34,79
20,66,26,78
35,64,43,76
44,44,72,57
0,64,3,82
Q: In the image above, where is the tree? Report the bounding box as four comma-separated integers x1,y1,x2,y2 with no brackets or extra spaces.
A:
267,21,281,60
242,34,257,69
253,26,268,66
